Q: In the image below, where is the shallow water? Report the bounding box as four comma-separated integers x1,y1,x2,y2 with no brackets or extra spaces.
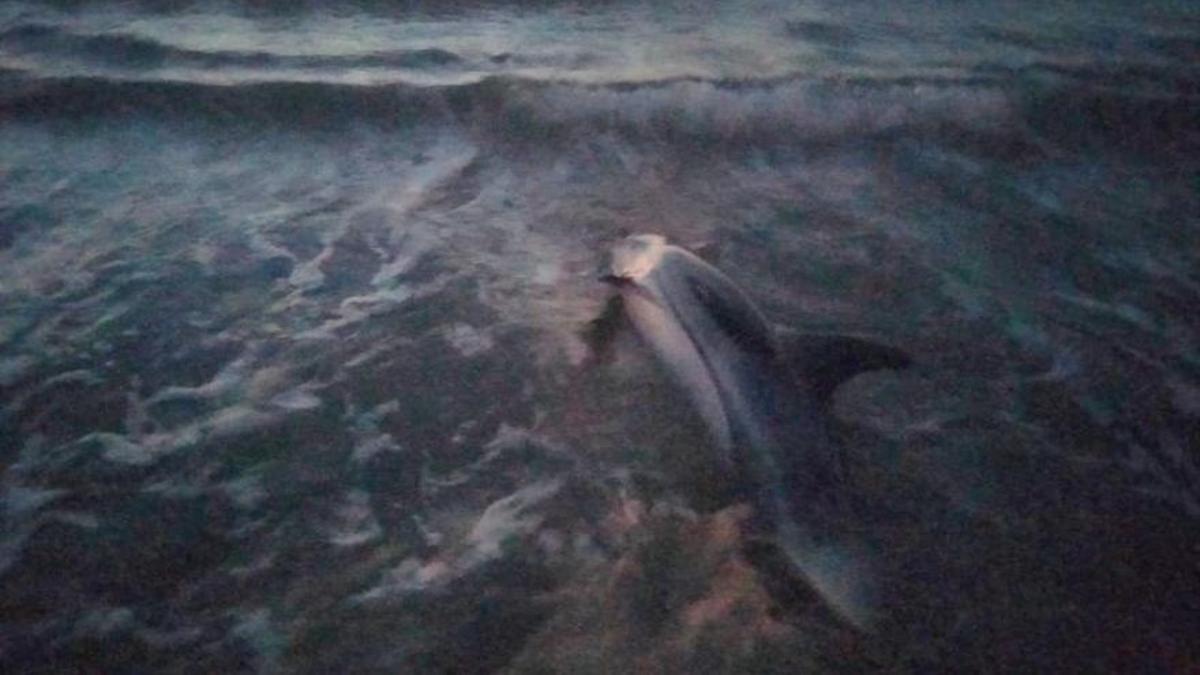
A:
2,1,1199,672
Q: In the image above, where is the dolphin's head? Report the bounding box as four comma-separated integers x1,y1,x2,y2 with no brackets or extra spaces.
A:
602,233,668,284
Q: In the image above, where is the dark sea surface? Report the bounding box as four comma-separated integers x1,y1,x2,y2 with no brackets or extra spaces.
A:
2,1,1199,672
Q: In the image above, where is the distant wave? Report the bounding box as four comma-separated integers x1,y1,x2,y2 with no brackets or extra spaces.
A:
0,23,463,71
1,66,1196,154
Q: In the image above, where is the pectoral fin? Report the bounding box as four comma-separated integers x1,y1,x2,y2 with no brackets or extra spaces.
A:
581,294,630,365
779,332,912,406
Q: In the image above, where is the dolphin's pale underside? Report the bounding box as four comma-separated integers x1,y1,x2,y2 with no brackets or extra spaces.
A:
600,233,909,630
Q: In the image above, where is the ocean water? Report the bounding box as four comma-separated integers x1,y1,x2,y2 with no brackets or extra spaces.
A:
1,0,1198,671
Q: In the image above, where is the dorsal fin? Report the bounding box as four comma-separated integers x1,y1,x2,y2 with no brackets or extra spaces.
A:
779,332,911,405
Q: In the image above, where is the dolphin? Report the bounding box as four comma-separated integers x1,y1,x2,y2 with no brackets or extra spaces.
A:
598,233,909,630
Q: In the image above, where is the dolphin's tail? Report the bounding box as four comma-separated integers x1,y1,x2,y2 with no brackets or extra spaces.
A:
776,522,877,631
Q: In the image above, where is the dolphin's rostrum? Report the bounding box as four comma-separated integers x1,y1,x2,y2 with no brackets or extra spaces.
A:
600,233,908,630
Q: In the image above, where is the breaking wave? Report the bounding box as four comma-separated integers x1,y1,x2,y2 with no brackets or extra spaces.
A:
2,66,1197,154
1,23,464,71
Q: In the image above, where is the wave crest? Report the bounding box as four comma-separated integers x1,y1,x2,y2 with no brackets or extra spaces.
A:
1,68,1195,154
0,23,463,71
